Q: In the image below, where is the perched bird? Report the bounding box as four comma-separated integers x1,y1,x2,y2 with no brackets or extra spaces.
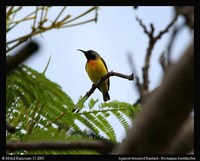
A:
77,49,110,102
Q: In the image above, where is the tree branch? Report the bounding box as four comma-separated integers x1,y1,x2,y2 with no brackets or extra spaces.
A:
135,15,178,101
155,15,178,41
135,16,153,38
83,71,134,101
7,7,98,53
74,71,134,113
7,140,115,154
111,42,193,154
166,116,194,154
6,41,39,73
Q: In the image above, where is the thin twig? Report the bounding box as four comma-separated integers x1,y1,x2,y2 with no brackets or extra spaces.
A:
42,55,51,75
7,27,48,53
135,16,150,36
83,71,134,101
155,15,178,41
7,8,41,35
61,18,95,28
63,6,97,25
40,6,45,23
6,6,14,18
53,6,67,24
7,7,97,53
10,16,35,24
74,71,134,113
32,6,39,30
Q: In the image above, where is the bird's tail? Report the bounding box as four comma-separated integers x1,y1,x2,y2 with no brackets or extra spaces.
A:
103,92,110,102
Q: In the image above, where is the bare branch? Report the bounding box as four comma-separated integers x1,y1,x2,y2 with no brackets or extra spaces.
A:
111,42,193,154
155,15,178,41
83,71,134,101
63,6,98,25
61,18,96,28
53,6,67,24
135,16,151,37
7,140,115,154
135,15,178,101
6,7,97,53
72,71,134,113
6,41,39,73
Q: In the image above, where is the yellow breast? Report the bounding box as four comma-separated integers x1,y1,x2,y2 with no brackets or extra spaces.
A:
85,58,109,92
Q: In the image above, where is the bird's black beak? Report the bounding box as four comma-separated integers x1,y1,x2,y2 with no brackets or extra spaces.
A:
77,49,90,60
77,49,86,54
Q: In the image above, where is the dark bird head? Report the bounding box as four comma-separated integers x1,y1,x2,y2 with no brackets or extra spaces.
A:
77,49,100,60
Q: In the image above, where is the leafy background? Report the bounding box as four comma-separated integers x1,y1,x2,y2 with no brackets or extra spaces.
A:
6,65,140,154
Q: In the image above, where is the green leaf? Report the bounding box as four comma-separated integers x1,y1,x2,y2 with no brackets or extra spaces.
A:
6,65,75,136
42,55,51,75
88,98,99,110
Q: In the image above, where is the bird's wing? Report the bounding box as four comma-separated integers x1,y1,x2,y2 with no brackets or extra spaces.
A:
100,57,110,91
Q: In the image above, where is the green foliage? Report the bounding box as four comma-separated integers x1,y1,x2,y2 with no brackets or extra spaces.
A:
88,98,99,110
7,65,74,132
6,65,141,154
100,101,140,132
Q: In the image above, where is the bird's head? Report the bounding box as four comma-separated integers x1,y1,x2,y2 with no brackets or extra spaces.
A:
77,49,100,60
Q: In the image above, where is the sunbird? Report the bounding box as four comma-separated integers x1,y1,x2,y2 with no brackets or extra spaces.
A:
77,49,110,102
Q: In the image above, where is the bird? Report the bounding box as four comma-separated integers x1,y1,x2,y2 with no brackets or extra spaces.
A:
77,49,110,102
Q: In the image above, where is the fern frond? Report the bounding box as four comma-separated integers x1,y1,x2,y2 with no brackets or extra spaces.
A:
111,110,130,132
75,115,100,135
88,98,99,110
6,65,75,136
99,100,141,132
96,114,116,141
6,64,141,154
